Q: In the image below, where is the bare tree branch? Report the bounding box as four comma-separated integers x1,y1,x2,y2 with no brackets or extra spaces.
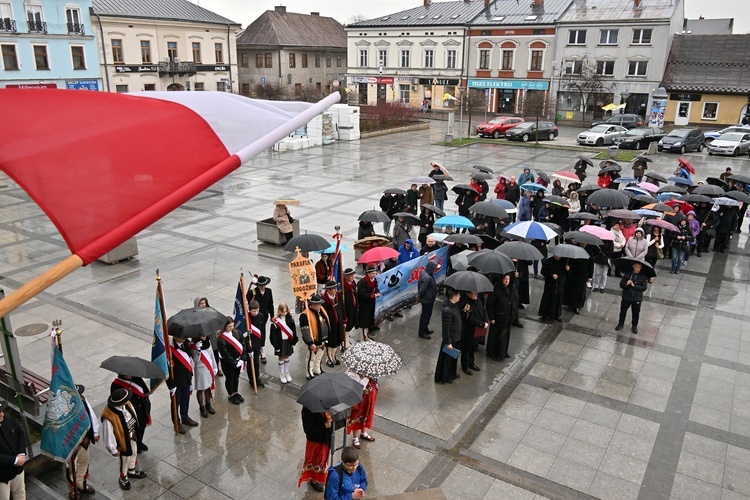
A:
557,55,616,126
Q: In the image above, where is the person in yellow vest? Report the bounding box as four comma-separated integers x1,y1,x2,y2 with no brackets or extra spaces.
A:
100,389,147,490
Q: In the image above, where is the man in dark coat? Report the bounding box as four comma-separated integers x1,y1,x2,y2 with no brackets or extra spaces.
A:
321,280,345,367
417,260,439,339
247,276,273,364
0,401,27,498
110,375,150,452
300,294,330,380
563,243,594,314
695,202,719,254
435,288,462,384
459,291,489,376
615,262,649,334
356,265,380,339
486,274,515,361
342,268,358,333
538,255,569,321
714,207,738,253
166,333,198,433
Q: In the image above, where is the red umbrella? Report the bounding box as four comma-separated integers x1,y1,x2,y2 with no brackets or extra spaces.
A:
645,219,679,232
553,171,580,183
678,158,695,174
358,246,399,264
665,199,694,213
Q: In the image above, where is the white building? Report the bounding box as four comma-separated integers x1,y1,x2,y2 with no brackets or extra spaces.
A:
91,0,241,93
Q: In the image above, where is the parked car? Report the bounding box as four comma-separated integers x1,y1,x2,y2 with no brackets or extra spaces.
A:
505,121,558,142
707,132,750,156
577,125,628,147
703,125,750,144
613,127,666,150
658,128,705,153
591,114,645,129
476,116,525,138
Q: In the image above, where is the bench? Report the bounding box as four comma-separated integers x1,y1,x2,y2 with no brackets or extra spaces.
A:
0,365,50,420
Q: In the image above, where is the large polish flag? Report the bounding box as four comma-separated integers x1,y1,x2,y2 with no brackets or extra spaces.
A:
0,89,340,316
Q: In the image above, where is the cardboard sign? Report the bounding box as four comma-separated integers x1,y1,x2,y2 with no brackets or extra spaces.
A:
289,250,317,300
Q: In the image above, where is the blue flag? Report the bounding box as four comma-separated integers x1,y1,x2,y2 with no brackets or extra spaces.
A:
40,346,88,462
150,291,169,390
233,281,248,335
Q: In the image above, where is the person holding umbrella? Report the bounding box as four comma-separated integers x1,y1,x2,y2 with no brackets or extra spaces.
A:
435,288,463,384
192,333,217,418
247,276,274,365
494,176,507,199
110,374,151,450
418,207,435,247
456,187,478,218
518,190,533,221
418,182,434,210
432,177,448,212
346,370,378,450
299,406,333,493
217,317,245,405
356,266,381,339
615,261,650,334
670,218,694,274
316,254,332,292
486,273,515,361
100,389,147,491
342,268,358,335
632,157,648,183
322,281,345,368
392,216,413,248
166,332,198,432
416,260,439,340
273,203,295,243
460,289,489,376
538,255,569,321
518,167,534,186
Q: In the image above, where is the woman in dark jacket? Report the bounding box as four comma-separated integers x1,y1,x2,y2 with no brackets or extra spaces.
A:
551,180,564,197
418,207,436,247
671,218,694,274
486,274,515,360
435,288,462,384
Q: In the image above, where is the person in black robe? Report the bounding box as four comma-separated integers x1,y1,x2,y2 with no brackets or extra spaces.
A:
435,288,462,384
342,268,358,333
321,280,345,367
486,274,514,360
538,256,569,321
563,243,594,314
459,290,489,376
356,266,380,339
247,276,273,364
530,239,548,277
513,259,530,314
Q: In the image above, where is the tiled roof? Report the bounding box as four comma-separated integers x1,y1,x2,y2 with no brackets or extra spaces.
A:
347,0,486,28
237,10,346,49
558,0,679,23
472,0,573,25
91,0,239,26
661,34,750,94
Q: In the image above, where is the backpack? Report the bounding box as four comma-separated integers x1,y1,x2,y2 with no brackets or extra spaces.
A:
324,463,346,499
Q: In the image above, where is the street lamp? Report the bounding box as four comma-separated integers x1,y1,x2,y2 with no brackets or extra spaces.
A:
549,60,558,123
620,91,630,114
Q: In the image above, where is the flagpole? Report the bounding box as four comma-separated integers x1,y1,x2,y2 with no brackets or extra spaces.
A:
53,323,79,500
330,226,347,350
240,273,258,395
156,271,180,435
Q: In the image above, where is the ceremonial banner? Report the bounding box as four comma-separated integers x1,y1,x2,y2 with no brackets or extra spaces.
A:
374,247,448,323
233,281,248,335
289,251,317,301
150,289,169,391
41,346,88,462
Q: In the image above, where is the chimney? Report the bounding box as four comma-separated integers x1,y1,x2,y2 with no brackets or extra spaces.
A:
534,0,544,5
633,0,641,7
275,5,286,14
485,0,490,6
311,12,319,16
424,0,431,6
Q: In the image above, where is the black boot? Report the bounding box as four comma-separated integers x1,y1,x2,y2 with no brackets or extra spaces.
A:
199,406,208,418
206,402,216,415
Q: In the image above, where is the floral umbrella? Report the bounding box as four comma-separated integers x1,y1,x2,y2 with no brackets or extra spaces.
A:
341,341,402,377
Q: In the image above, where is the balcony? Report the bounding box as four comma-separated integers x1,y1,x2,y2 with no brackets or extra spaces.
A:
158,61,197,77
1,18,16,32
27,20,47,33
67,23,84,34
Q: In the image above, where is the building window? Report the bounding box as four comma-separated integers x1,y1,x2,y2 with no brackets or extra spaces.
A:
501,50,514,70
140,40,151,64
295,82,301,93
399,84,410,103
627,60,648,76
596,60,615,76
65,8,83,34
530,50,543,71
400,50,411,68
1,2,14,32
326,55,331,67
446,49,456,69
479,49,490,69
194,82,204,91
26,4,44,32
192,42,201,63
265,53,272,68
301,54,308,68
240,52,248,68
217,81,227,92
33,45,48,69
167,41,177,62
599,29,618,45
241,83,250,96
359,49,368,67
564,60,583,75
632,29,652,45
214,43,223,63
315,54,320,67
424,49,434,68
336,55,342,67
568,30,586,45
112,39,123,64
1,44,17,70
71,46,85,69
377,49,387,67
702,102,719,120
289,53,295,68
143,84,155,91
115,84,128,92
255,53,263,67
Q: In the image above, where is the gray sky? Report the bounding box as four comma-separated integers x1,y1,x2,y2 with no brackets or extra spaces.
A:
193,0,749,33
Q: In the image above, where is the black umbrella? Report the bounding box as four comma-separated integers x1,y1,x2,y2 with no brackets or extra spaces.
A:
656,185,686,195
444,233,482,245
645,172,668,183
358,210,390,223
729,174,750,184
706,177,728,188
568,212,600,221
693,184,725,197
577,183,602,193
473,165,495,174
543,195,570,207
587,189,630,208
443,270,494,292
725,191,750,204
452,184,479,195
392,212,422,225
633,194,658,204
421,203,445,216
577,154,594,166
467,249,515,275
100,356,166,379
681,193,714,204
598,166,620,175
469,201,508,218
167,307,226,340
496,241,544,261
478,234,502,250
535,170,551,183
296,373,363,413
614,257,656,278
384,187,407,195
433,174,454,181
548,244,590,259
563,231,604,246
634,155,653,163
608,209,642,220
471,171,494,180
542,222,564,236
598,160,622,171
284,233,330,252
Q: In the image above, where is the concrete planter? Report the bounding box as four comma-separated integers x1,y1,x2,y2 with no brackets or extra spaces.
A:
97,237,139,264
257,218,300,246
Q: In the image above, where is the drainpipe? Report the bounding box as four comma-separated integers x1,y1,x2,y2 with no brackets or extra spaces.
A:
91,8,111,92
226,23,233,93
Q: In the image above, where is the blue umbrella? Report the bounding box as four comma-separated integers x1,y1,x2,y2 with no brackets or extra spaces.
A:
656,193,682,202
613,177,637,184
520,182,548,192
491,198,517,213
433,214,475,229
634,209,661,217
504,221,558,241
315,241,350,254
667,176,694,186
624,186,650,196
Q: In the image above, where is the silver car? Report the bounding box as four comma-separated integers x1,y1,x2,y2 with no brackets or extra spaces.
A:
707,132,750,157
577,125,628,147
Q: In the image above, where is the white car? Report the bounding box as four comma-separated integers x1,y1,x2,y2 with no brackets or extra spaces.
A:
707,132,750,157
577,125,628,147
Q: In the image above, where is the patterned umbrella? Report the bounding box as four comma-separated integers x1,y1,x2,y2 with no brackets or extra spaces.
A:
341,341,402,378
504,221,558,241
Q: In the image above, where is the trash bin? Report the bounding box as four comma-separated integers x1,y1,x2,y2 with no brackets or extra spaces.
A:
445,133,453,143
608,146,618,159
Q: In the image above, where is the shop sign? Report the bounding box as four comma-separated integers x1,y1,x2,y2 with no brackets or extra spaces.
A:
114,65,157,73
195,65,228,72
418,78,460,85
5,83,57,89
669,93,702,101
66,80,99,91
468,79,549,90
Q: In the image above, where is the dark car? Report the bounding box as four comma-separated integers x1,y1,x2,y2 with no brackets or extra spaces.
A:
505,121,558,142
592,114,645,130
613,127,665,150
476,116,525,138
658,128,705,153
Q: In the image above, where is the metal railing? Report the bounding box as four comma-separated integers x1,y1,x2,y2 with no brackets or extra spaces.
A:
27,20,47,33
1,18,16,32
67,22,84,34
157,61,197,77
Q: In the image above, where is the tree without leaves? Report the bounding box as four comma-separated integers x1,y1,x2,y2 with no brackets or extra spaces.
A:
346,14,369,25
463,89,487,137
557,56,616,126
522,90,548,144
253,82,285,101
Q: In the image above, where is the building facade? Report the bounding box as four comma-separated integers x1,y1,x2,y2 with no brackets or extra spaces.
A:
1,0,103,90
236,6,346,99
91,0,240,93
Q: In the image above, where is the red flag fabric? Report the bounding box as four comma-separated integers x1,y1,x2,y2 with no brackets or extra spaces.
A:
0,89,339,265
